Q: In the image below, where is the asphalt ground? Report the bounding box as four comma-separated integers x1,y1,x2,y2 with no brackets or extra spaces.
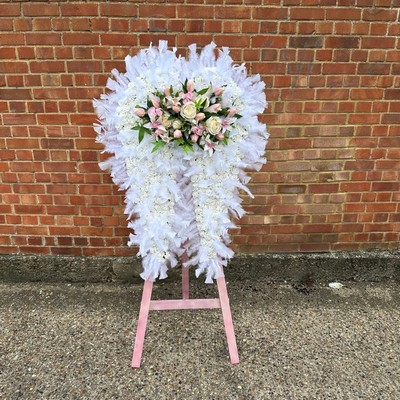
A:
0,279,399,399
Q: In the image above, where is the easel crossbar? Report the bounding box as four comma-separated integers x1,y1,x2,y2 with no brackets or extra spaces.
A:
149,298,221,310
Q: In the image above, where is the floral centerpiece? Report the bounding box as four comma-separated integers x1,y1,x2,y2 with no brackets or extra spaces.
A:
130,80,241,154
94,42,268,283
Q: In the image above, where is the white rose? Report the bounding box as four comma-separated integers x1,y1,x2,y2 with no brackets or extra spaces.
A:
205,116,222,135
180,101,197,120
172,119,182,130
161,113,172,128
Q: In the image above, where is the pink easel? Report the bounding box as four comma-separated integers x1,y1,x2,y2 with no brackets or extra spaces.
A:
131,253,239,368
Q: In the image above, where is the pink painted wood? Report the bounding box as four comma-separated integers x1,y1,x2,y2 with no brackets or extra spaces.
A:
131,279,153,368
181,252,189,300
131,258,240,367
217,275,240,364
150,298,220,310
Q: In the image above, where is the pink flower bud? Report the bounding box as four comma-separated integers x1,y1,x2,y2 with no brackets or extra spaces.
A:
164,87,171,96
214,87,224,96
216,133,225,140
205,103,222,113
173,129,182,138
228,107,237,117
190,134,199,143
172,105,181,113
187,80,194,92
155,128,164,136
133,107,146,117
195,112,206,121
213,103,222,112
151,96,161,108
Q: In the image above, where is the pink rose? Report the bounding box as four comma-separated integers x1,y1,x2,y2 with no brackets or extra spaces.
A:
172,105,181,113
216,133,225,140
173,129,182,138
133,108,145,117
190,134,199,143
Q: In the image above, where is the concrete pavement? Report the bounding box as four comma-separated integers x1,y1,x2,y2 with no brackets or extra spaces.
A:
0,278,399,399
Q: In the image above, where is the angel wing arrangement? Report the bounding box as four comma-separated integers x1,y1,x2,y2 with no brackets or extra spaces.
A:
94,41,268,283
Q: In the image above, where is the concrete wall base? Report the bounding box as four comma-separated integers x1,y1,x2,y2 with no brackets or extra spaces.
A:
0,250,398,284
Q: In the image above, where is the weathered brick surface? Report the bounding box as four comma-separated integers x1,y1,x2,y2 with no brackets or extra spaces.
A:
0,1,399,257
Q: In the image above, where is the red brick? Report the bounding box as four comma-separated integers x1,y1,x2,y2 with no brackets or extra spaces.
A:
100,3,137,17
252,35,287,48
0,33,24,45
23,3,59,16
41,139,74,149
37,114,68,125
140,4,176,18
363,8,397,21
32,18,52,31
61,3,98,16
0,89,31,100
63,33,99,45
253,7,288,19
0,3,21,16
71,18,91,31
215,6,250,19
325,36,360,48
3,114,36,125
326,8,361,20
100,33,136,46
289,36,323,48
67,62,103,75
290,8,325,20
361,37,395,49
26,33,62,45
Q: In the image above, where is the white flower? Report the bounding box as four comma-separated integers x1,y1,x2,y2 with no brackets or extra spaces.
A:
205,116,222,135
172,119,182,130
180,101,197,120
195,95,210,109
161,113,172,128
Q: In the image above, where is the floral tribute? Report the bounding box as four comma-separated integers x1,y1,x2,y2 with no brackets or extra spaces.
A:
131,81,240,155
94,42,268,283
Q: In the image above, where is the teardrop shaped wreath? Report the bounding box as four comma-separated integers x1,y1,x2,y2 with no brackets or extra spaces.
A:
94,42,269,283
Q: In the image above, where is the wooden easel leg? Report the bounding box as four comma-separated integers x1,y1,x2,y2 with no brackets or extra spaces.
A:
131,279,153,368
181,252,189,300
217,275,240,364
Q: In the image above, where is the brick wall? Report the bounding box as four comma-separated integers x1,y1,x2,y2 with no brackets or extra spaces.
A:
0,1,399,257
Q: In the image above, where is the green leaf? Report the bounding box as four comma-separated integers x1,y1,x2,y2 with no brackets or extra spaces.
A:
132,125,141,131
182,143,194,154
138,127,145,143
235,114,243,118
151,140,166,153
197,87,209,95
183,78,188,92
